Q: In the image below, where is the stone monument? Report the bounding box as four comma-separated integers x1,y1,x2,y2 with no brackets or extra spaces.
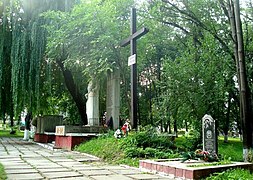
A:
202,114,217,154
106,69,120,129
86,79,100,126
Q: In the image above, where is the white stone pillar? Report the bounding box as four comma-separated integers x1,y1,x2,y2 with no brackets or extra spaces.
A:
23,129,29,140
86,79,100,126
106,69,120,129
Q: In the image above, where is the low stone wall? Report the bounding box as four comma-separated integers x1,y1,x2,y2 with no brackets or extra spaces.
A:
140,159,253,179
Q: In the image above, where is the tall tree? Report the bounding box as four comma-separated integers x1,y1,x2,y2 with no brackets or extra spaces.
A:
228,0,253,161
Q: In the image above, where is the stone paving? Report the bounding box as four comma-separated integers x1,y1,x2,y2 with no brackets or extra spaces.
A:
0,137,173,180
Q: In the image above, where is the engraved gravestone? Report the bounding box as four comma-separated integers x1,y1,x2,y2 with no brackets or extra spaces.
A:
202,114,217,154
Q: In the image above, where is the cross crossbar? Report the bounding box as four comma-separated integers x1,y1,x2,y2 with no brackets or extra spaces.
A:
120,27,149,47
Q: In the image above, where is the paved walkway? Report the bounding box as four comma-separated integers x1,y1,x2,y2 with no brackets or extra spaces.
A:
0,137,172,180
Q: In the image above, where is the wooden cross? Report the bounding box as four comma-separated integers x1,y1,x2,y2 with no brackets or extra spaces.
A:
120,8,149,129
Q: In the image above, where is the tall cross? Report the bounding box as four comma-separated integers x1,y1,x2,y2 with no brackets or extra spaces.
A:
120,8,149,129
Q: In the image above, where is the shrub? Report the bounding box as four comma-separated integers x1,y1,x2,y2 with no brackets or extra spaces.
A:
120,125,175,150
119,125,177,159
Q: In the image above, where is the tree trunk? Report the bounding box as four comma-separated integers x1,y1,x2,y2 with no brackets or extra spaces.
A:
174,118,178,137
56,59,88,125
229,0,253,161
223,93,231,143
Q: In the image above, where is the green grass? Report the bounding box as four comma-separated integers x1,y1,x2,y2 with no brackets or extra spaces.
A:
175,135,243,162
218,137,243,162
205,168,253,180
0,163,7,180
75,130,180,167
75,135,128,164
75,136,141,167
0,129,24,138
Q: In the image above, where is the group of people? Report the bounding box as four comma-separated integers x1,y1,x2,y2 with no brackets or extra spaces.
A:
102,112,132,138
114,120,131,139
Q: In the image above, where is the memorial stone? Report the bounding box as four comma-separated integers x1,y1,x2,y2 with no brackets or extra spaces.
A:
34,115,63,134
202,114,217,154
106,69,120,129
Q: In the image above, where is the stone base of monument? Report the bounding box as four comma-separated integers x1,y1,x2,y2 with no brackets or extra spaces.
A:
34,132,55,143
33,115,63,143
139,159,253,179
54,125,106,150
54,133,97,150
55,125,106,134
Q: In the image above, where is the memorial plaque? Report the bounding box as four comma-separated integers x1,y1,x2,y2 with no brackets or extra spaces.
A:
55,126,65,136
202,114,217,154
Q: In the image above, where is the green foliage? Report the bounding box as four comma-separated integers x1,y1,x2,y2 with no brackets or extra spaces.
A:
76,127,179,166
0,163,7,180
205,168,253,180
176,135,243,163
120,126,175,151
175,130,202,151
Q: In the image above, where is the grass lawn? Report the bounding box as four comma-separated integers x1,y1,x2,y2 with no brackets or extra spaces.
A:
218,137,243,161
75,135,139,166
0,163,7,180
0,129,24,138
76,135,245,165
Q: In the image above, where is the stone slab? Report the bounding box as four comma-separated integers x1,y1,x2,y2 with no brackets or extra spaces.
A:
3,165,33,170
5,168,38,174
7,173,44,180
0,159,23,163
0,156,22,160
37,167,71,173
58,177,91,180
42,171,83,179
101,165,129,170
91,174,133,180
110,169,142,175
128,174,161,179
72,166,103,170
21,154,41,158
26,160,53,166
0,162,28,167
79,169,113,176
70,166,97,171
57,161,85,167
50,158,76,162
35,164,63,169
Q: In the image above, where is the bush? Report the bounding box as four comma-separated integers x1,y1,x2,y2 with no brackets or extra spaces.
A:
119,125,177,159
175,130,202,151
75,126,180,166
120,125,175,150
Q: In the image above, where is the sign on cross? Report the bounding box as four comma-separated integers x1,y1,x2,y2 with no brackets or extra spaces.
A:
120,8,149,129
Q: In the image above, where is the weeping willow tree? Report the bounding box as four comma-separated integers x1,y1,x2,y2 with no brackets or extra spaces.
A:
0,0,78,125
1,0,135,126
0,0,13,125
